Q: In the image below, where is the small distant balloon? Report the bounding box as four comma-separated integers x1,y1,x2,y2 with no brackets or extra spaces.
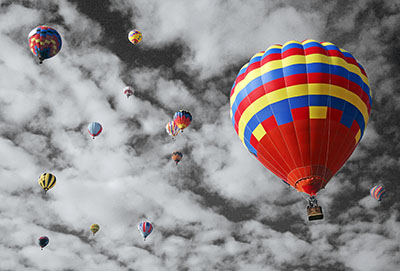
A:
123,86,134,98
38,173,56,193
90,224,100,236
166,121,180,138
128,29,142,45
38,236,49,250
88,122,102,139
370,185,385,201
171,151,183,165
138,221,153,241
28,25,62,64
173,110,192,132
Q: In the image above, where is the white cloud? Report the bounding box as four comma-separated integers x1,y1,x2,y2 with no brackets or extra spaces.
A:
112,0,324,79
0,0,399,270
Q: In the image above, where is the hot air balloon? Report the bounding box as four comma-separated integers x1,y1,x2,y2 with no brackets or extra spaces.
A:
90,224,100,235
173,110,192,132
124,86,134,98
38,236,49,250
128,29,142,45
166,121,180,138
28,25,62,64
88,122,102,139
230,40,371,221
171,151,183,165
370,185,385,201
38,173,56,193
138,221,153,241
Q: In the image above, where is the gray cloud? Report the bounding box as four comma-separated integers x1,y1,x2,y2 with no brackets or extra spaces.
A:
0,0,399,270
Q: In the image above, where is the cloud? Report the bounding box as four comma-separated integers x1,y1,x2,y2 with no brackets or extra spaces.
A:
0,0,399,270
111,0,324,79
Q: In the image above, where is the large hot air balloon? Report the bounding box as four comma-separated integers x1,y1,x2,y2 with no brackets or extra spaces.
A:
171,151,183,165
38,173,56,193
128,29,142,45
370,185,385,201
173,110,192,132
166,121,180,138
230,40,371,220
123,86,134,98
138,221,153,241
28,25,62,64
90,224,100,235
88,122,102,139
38,236,49,250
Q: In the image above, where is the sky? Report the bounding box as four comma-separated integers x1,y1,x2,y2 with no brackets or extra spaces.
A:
0,0,399,270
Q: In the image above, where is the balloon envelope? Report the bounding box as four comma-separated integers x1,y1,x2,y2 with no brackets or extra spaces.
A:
128,29,142,45
28,25,62,63
138,221,153,240
172,151,183,164
173,110,192,131
38,173,56,192
370,185,385,201
88,122,102,138
123,86,134,98
166,121,179,137
230,39,371,196
90,224,100,235
38,236,49,249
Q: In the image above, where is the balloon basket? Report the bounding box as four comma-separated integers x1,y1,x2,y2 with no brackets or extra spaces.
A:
307,205,323,221
307,196,323,221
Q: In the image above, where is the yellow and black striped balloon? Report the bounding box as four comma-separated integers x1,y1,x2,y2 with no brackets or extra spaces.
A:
38,173,56,192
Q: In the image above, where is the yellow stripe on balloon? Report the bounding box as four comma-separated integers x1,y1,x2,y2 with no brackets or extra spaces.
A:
302,39,320,45
265,87,289,104
320,42,336,47
268,45,283,50
283,40,302,47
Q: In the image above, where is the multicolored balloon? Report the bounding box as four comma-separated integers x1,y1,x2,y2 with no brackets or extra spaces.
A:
90,224,100,235
88,122,102,139
171,151,183,165
28,25,62,64
173,110,192,131
38,173,56,193
38,236,49,250
128,29,142,45
123,86,134,98
166,121,180,138
370,185,385,201
230,39,371,196
138,221,153,241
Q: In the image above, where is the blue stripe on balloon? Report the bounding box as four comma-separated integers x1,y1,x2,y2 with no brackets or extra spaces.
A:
263,48,281,57
324,45,343,54
282,43,304,52
303,41,325,50
342,51,355,60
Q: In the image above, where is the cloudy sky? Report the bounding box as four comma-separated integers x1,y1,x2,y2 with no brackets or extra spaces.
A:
0,0,399,270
